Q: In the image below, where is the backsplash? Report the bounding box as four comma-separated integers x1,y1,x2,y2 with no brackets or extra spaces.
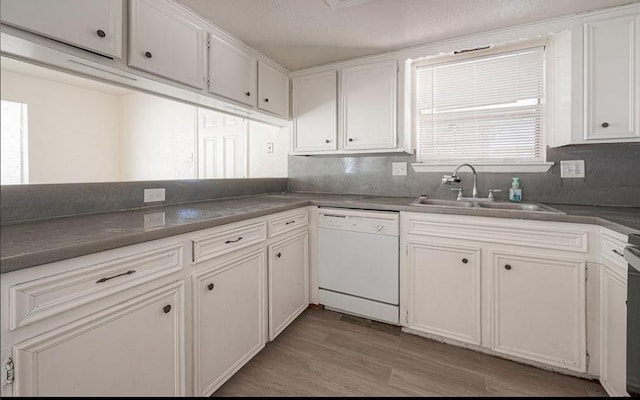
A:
288,143,640,207
0,178,288,224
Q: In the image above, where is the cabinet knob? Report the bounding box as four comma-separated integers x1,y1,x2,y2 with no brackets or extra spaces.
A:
504,264,512,270
145,51,153,59
245,91,251,96
601,122,609,128
325,139,331,143
462,258,468,264
207,283,215,291
163,305,172,313
264,98,269,103
348,138,354,142
276,252,282,258
96,29,106,38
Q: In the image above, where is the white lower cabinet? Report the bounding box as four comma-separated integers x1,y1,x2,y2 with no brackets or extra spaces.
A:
600,264,628,396
268,230,309,340
192,247,266,396
12,281,185,396
490,252,586,372
406,240,481,345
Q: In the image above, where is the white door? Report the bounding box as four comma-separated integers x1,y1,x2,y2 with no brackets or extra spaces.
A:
341,60,397,150
490,251,586,372
600,266,628,396
584,14,640,141
198,109,247,179
0,0,123,58
258,61,290,117
407,241,481,345
192,248,266,396
269,231,309,340
292,70,338,152
12,282,185,396
129,0,205,88
208,35,257,107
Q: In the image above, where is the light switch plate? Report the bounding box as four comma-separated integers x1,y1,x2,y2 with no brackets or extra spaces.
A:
144,188,166,203
392,162,408,176
560,160,585,178
267,142,274,153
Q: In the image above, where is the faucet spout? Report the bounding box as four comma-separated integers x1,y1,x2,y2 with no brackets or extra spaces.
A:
445,163,478,199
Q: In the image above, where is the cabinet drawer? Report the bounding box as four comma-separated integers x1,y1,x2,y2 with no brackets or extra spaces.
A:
192,222,266,264
600,230,628,274
9,243,183,330
267,209,308,238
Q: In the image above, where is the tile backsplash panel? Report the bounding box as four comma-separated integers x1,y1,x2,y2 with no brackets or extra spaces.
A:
288,143,640,207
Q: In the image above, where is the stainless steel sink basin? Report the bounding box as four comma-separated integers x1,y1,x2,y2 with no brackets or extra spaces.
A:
476,202,563,213
410,198,475,208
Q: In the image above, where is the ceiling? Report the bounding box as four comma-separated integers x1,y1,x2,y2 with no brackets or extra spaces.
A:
177,0,637,71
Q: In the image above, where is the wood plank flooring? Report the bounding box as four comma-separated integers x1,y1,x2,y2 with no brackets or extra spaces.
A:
214,308,607,397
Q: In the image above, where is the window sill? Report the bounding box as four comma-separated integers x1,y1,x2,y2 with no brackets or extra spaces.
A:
411,162,554,173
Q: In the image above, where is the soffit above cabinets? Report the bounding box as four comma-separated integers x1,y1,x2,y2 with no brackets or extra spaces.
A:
176,0,636,71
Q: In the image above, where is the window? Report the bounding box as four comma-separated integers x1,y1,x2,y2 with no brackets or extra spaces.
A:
413,45,551,171
1,100,28,184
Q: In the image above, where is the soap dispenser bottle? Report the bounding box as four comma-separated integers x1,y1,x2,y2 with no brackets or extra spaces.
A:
509,177,522,203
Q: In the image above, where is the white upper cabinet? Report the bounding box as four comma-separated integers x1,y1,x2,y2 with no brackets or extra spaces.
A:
292,70,338,152
341,60,398,150
583,13,640,142
258,61,290,118
208,35,257,107
129,0,205,89
0,0,123,58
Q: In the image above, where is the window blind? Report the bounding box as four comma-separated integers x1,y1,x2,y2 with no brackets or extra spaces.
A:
415,46,545,163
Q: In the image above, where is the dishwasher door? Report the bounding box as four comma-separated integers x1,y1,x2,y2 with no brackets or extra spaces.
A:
318,228,399,305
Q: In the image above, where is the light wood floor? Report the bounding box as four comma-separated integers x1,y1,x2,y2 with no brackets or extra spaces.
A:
214,308,606,397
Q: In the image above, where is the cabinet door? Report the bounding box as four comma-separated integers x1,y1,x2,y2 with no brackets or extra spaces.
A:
208,35,257,107
129,0,205,89
490,252,586,372
600,266,628,396
192,248,266,396
407,241,481,345
13,282,185,396
584,14,640,141
341,60,397,150
258,61,290,117
0,0,122,58
292,71,338,152
269,231,309,340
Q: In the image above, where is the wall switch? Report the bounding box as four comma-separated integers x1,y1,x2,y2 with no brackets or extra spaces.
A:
267,142,274,153
144,188,166,203
392,162,408,176
560,160,585,178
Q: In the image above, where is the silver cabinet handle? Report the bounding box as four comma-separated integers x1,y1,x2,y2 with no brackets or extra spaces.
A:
96,270,135,284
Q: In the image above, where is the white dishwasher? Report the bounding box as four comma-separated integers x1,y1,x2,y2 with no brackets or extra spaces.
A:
318,208,399,324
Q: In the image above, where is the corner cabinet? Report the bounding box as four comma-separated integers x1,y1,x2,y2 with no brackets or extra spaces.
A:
129,0,205,89
258,61,290,118
208,34,257,107
0,0,123,58
583,13,640,142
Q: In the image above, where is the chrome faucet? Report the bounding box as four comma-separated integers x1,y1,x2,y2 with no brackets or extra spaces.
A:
442,163,478,199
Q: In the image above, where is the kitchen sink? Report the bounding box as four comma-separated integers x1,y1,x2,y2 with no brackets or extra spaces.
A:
410,198,475,208
410,197,564,213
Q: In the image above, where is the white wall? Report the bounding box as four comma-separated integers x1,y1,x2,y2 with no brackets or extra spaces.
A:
0,69,121,183
119,92,197,181
247,121,288,178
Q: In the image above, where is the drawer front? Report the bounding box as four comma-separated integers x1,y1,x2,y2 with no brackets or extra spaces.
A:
600,231,628,275
267,209,309,238
10,243,183,330
192,222,266,264
406,215,589,253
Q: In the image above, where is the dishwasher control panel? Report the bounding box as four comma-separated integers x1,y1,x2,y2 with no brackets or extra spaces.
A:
318,208,399,236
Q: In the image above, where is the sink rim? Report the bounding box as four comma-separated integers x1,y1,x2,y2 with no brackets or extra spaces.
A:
410,198,476,208
410,197,565,214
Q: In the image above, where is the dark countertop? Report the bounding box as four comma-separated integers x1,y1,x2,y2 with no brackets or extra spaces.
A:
2,192,639,274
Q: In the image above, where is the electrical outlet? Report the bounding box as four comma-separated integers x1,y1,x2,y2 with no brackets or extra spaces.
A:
392,162,408,176
144,188,166,203
267,142,274,153
144,212,166,229
560,160,585,178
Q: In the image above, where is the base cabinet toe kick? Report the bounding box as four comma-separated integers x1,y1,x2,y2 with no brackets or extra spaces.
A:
1,207,631,396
